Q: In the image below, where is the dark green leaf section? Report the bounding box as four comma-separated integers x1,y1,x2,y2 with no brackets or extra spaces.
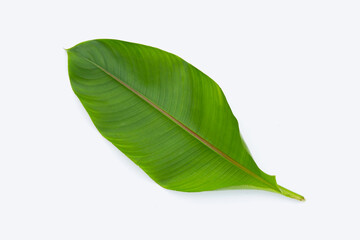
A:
67,39,304,200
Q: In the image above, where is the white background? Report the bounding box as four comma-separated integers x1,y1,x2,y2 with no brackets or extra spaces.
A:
1,1,359,239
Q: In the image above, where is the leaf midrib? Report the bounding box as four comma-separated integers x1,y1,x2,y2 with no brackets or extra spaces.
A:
76,53,278,191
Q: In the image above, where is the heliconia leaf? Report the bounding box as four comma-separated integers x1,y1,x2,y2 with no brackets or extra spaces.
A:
66,39,304,201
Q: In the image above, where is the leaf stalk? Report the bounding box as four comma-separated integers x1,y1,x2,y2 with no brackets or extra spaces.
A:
278,185,305,201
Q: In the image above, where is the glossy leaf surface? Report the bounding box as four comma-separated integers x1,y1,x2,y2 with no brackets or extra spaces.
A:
67,39,304,201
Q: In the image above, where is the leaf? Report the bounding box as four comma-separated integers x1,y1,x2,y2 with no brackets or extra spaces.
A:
66,39,304,201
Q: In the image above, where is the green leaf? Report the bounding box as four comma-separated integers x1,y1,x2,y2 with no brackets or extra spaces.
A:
67,39,304,201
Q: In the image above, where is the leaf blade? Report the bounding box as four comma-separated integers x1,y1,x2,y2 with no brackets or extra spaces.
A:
67,39,304,200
